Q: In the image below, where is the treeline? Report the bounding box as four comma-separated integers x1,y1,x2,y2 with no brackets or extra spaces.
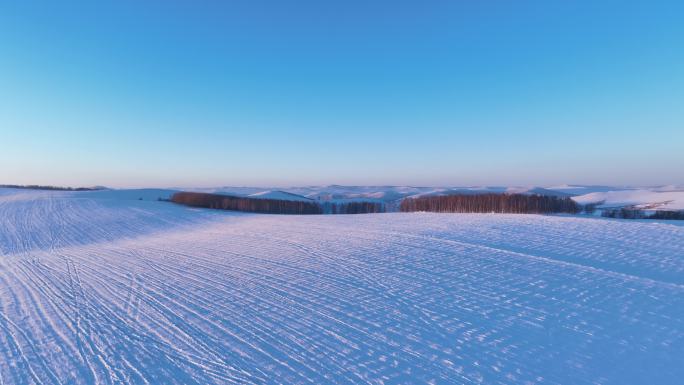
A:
171,192,323,215
601,208,684,220
0,184,103,191
400,193,581,214
171,192,389,215
601,208,645,219
322,201,385,214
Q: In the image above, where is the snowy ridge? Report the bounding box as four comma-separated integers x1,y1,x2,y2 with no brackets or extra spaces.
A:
0,188,682,383
82,188,178,201
246,190,313,202
572,189,684,211
0,188,221,255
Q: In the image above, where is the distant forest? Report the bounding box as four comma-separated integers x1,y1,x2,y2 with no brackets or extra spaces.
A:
173,191,583,215
172,192,388,215
171,192,323,215
322,201,385,214
0,184,103,191
601,207,684,220
400,193,581,214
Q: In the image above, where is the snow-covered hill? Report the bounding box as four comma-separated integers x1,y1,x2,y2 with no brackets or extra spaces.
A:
246,190,313,202
82,188,177,201
0,188,682,384
572,188,684,211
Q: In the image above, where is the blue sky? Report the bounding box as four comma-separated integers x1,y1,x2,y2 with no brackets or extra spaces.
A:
1,0,682,187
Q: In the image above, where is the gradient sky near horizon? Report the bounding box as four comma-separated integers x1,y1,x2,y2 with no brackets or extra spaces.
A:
1,0,683,188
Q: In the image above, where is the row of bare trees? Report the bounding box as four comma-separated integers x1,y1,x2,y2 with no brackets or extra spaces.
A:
400,193,581,214
601,207,645,219
172,191,590,216
323,201,385,214
650,210,684,220
171,192,323,215
602,208,684,220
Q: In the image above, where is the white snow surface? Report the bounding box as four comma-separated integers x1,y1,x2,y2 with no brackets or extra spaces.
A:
246,190,313,202
1,188,683,384
572,189,684,211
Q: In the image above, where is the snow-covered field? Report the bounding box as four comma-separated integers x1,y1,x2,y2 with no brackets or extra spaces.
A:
1,188,683,384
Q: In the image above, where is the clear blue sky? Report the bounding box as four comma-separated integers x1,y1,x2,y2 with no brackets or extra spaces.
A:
1,0,682,188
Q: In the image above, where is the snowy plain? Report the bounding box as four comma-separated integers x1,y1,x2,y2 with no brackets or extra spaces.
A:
0,187,683,384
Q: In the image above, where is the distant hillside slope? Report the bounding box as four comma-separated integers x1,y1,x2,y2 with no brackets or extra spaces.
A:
0,184,104,191
247,190,313,202
572,189,684,211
